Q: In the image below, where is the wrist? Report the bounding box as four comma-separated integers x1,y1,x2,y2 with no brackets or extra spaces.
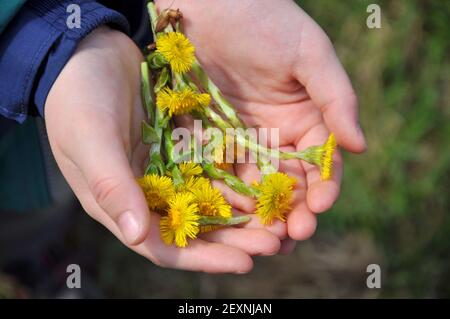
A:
75,26,143,71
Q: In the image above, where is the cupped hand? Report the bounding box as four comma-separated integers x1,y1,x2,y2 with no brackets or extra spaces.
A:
45,27,281,273
155,0,367,251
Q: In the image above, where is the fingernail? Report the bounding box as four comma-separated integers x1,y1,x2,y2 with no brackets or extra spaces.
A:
356,123,368,150
356,122,364,136
118,211,140,244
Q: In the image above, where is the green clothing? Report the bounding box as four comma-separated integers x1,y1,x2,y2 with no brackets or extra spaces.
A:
0,0,26,33
0,119,51,212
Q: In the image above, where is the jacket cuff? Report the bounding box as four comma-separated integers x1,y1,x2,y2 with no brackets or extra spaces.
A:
0,0,130,123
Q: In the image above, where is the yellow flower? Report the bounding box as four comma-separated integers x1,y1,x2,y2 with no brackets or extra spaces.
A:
176,176,211,193
302,133,337,181
179,162,203,179
212,146,230,170
254,172,296,225
156,87,211,116
213,134,238,170
160,192,199,247
191,184,232,233
156,31,195,74
320,133,337,180
137,174,175,212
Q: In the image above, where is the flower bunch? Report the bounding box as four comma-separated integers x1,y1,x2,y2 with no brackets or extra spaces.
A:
138,4,337,247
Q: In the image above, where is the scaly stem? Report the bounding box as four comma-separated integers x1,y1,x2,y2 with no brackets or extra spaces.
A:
191,61,244,128
163,123,184,185
198,215,250,226
203,163,259,197
140,62,154,122
147,2,158,39
141,62,166,175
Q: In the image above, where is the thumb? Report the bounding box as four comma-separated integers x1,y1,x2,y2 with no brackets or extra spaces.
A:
294,18,367,153
76,126,151,246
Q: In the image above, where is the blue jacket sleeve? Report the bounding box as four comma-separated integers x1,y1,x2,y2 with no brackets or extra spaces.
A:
0,0,130,123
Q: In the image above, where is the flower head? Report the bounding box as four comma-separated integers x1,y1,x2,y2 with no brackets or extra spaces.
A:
191,184,232,233
156,31,195,74
254,172,296,225
213,134,238,170
302,133,337,181
199,190,231,218
179,162,203,179
137,174,175,212
320,133,337,180
160,192,199,247
156,87,211,116
176,176,210,193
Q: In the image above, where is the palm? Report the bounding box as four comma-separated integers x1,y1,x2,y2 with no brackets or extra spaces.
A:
46,27,282,274
157,0,366,242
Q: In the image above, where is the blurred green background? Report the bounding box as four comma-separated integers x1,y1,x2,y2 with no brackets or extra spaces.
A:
1,0,449,298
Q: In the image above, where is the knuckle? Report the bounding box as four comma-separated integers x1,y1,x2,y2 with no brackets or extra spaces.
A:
150,255,169,268
90,176,123,208
346,91,359,109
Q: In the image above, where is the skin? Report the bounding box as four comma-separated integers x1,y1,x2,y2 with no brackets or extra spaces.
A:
45,0,366,273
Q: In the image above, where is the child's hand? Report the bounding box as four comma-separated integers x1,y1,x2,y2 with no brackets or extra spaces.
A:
45,27,280,273
155,0,367,252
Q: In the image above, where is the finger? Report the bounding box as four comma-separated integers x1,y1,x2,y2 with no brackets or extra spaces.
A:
233,210,288,240
234,162,261,185
72,121,151,246
296,124,343,213
199,227,280,256
287,201,317,241
134,213,254,274
293,19,367,153
211,179,255,213
279,238,297,255
65,172,254,274
105,212,254,274
275,146,317,240
138,213,254,273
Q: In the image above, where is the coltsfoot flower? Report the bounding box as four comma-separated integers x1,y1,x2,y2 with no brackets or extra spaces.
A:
156,31,195,74
302,133,337,181
160,192,199,247
254,172,296,225
213,134,239,170
156,87,211,116
179,162,203,179
191,184,232,233
137,174,175,212
176,176,211,193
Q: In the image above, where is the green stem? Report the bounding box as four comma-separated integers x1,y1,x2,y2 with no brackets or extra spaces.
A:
140,62,154,122
203,163,259,197
147,2,158,39
254,151,277,176
141,62,165,175
198,215,251,226
195,106,316,166
198,106,233,131
191,61,244,128
163,123,184,185
234,133,315,162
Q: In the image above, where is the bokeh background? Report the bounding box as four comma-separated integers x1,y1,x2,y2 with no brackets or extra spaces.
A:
1,0,449,298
